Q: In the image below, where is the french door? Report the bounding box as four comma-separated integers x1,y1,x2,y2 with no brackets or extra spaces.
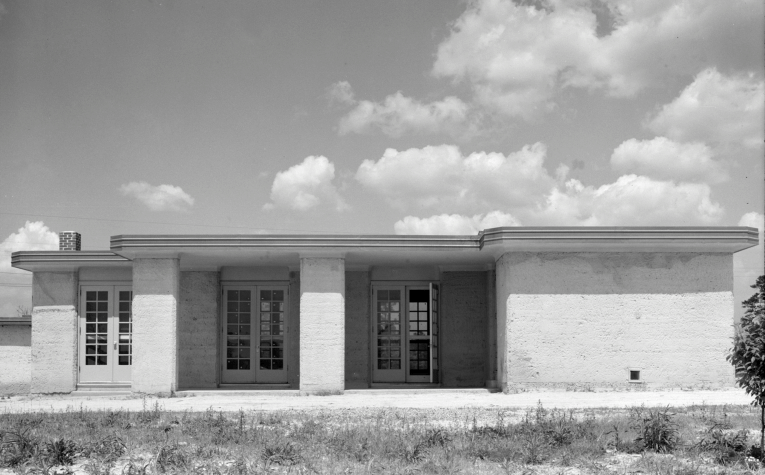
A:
221,285,289,384
78,285,133,383
372,283,439,383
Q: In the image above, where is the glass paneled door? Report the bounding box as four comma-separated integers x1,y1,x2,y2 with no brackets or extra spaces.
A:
221,285,288,384
372,284,440,383
78,286,133,383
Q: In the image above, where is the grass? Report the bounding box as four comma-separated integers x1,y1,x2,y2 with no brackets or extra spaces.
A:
0,402,764,474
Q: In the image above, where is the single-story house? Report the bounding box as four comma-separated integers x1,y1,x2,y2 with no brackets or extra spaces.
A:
7,226,758,395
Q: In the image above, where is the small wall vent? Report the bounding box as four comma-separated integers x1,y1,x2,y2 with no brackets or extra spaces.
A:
629,370,641,382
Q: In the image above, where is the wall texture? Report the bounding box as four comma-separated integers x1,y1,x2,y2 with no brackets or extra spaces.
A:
132,258,180,394
0,324,31,394
299,258,345,393
497,252,735,392
31,271,78,393
441,271,488,387
345,271,370,388
178,271,219,389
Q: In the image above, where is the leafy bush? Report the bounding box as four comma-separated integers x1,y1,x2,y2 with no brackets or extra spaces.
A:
697,424,749,465
630,406,679,453
728,275,765,459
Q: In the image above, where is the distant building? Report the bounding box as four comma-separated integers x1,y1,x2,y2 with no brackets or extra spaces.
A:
5,227,758,395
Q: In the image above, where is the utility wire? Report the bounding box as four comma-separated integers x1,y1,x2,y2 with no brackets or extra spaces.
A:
0,211,357,234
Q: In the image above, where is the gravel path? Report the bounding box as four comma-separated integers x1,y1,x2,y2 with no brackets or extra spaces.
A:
0,389,752,413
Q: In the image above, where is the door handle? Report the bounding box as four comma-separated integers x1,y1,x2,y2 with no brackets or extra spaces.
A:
114,341,117,350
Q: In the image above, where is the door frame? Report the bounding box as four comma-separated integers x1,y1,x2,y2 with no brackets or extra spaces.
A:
370,281,441,384
219,282,290,384
77,283,133,384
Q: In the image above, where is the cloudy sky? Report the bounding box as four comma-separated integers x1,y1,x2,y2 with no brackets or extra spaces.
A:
0,0,762,317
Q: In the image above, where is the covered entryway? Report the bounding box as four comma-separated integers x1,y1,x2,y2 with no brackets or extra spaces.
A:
372,283,439,384
221,285,289,384
78,285,133,384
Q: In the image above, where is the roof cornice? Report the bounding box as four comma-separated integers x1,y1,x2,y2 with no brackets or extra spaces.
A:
10,227,758,271
479,226,759,253
110,234,480,253
11,251,131,272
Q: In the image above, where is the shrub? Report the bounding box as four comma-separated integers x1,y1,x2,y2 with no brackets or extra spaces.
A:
728,275,765,460
630,406,679,453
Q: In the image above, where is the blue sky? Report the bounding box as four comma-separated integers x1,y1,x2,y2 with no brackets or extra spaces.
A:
0,0,762,317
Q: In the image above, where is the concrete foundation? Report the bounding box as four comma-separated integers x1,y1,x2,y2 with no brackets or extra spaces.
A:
31,272,78,393
497,252,735,392
299,257,345,394
132,258,180,394
178,271,219,389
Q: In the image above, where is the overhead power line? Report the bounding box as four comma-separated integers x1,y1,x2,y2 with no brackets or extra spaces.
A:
0,211,355,234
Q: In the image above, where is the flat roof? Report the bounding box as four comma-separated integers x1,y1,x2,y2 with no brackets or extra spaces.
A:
11,226,759,271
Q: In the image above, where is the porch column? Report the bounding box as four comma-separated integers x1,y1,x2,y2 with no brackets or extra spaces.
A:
495,253,511,393
299,256,345,394
31,271,78,393
132,258,179,394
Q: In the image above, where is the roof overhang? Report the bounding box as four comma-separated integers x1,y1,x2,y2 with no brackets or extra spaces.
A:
479,226,760,256
11,227,758,272
10,251,132,272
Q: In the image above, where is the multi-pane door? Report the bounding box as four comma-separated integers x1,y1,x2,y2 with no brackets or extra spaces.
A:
372,284,439,383
78,286,132,383
221,285,288,384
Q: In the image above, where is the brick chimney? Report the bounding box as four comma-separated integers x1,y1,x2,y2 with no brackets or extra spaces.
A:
59,231,81,251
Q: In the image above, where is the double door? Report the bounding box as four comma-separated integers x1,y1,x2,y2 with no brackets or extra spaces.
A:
221,285,289,384
78,285,133,383
372,283,439,383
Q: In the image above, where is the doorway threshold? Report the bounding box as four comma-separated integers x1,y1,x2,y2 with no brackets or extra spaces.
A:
218,384,291,390
176,384,298,397
369,383,441,389
72,382,132,397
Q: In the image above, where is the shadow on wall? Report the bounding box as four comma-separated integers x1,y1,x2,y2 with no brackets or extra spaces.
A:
503,253,731,295
0,322,31,395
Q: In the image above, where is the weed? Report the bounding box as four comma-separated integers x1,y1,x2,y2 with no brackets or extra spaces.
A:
630,406,679,453
44,438,78,466
0,429,38,467
262,441,300,466
85,434,125,461
697,423,750,465
154,442,191,473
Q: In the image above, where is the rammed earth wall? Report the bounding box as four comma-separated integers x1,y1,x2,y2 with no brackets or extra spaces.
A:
0,323,31,395
497,252,734,392
441,271,489,387
178,271,219,389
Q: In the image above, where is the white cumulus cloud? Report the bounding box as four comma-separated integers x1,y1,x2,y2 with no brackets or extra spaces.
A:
0,221,58,317
265,155,348,211
333,82,471,137
431,0,762,118
533,174,724,226
610,137,727,183
355,143,555,212
119,182,195,212
394,211,521,235
646,68,764,149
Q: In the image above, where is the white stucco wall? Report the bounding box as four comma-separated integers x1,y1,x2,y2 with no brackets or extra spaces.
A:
31,272,78,393
300,257,345,393
497,252,734,392
132,258,179,394
0,324,31,395
178,271,219,389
